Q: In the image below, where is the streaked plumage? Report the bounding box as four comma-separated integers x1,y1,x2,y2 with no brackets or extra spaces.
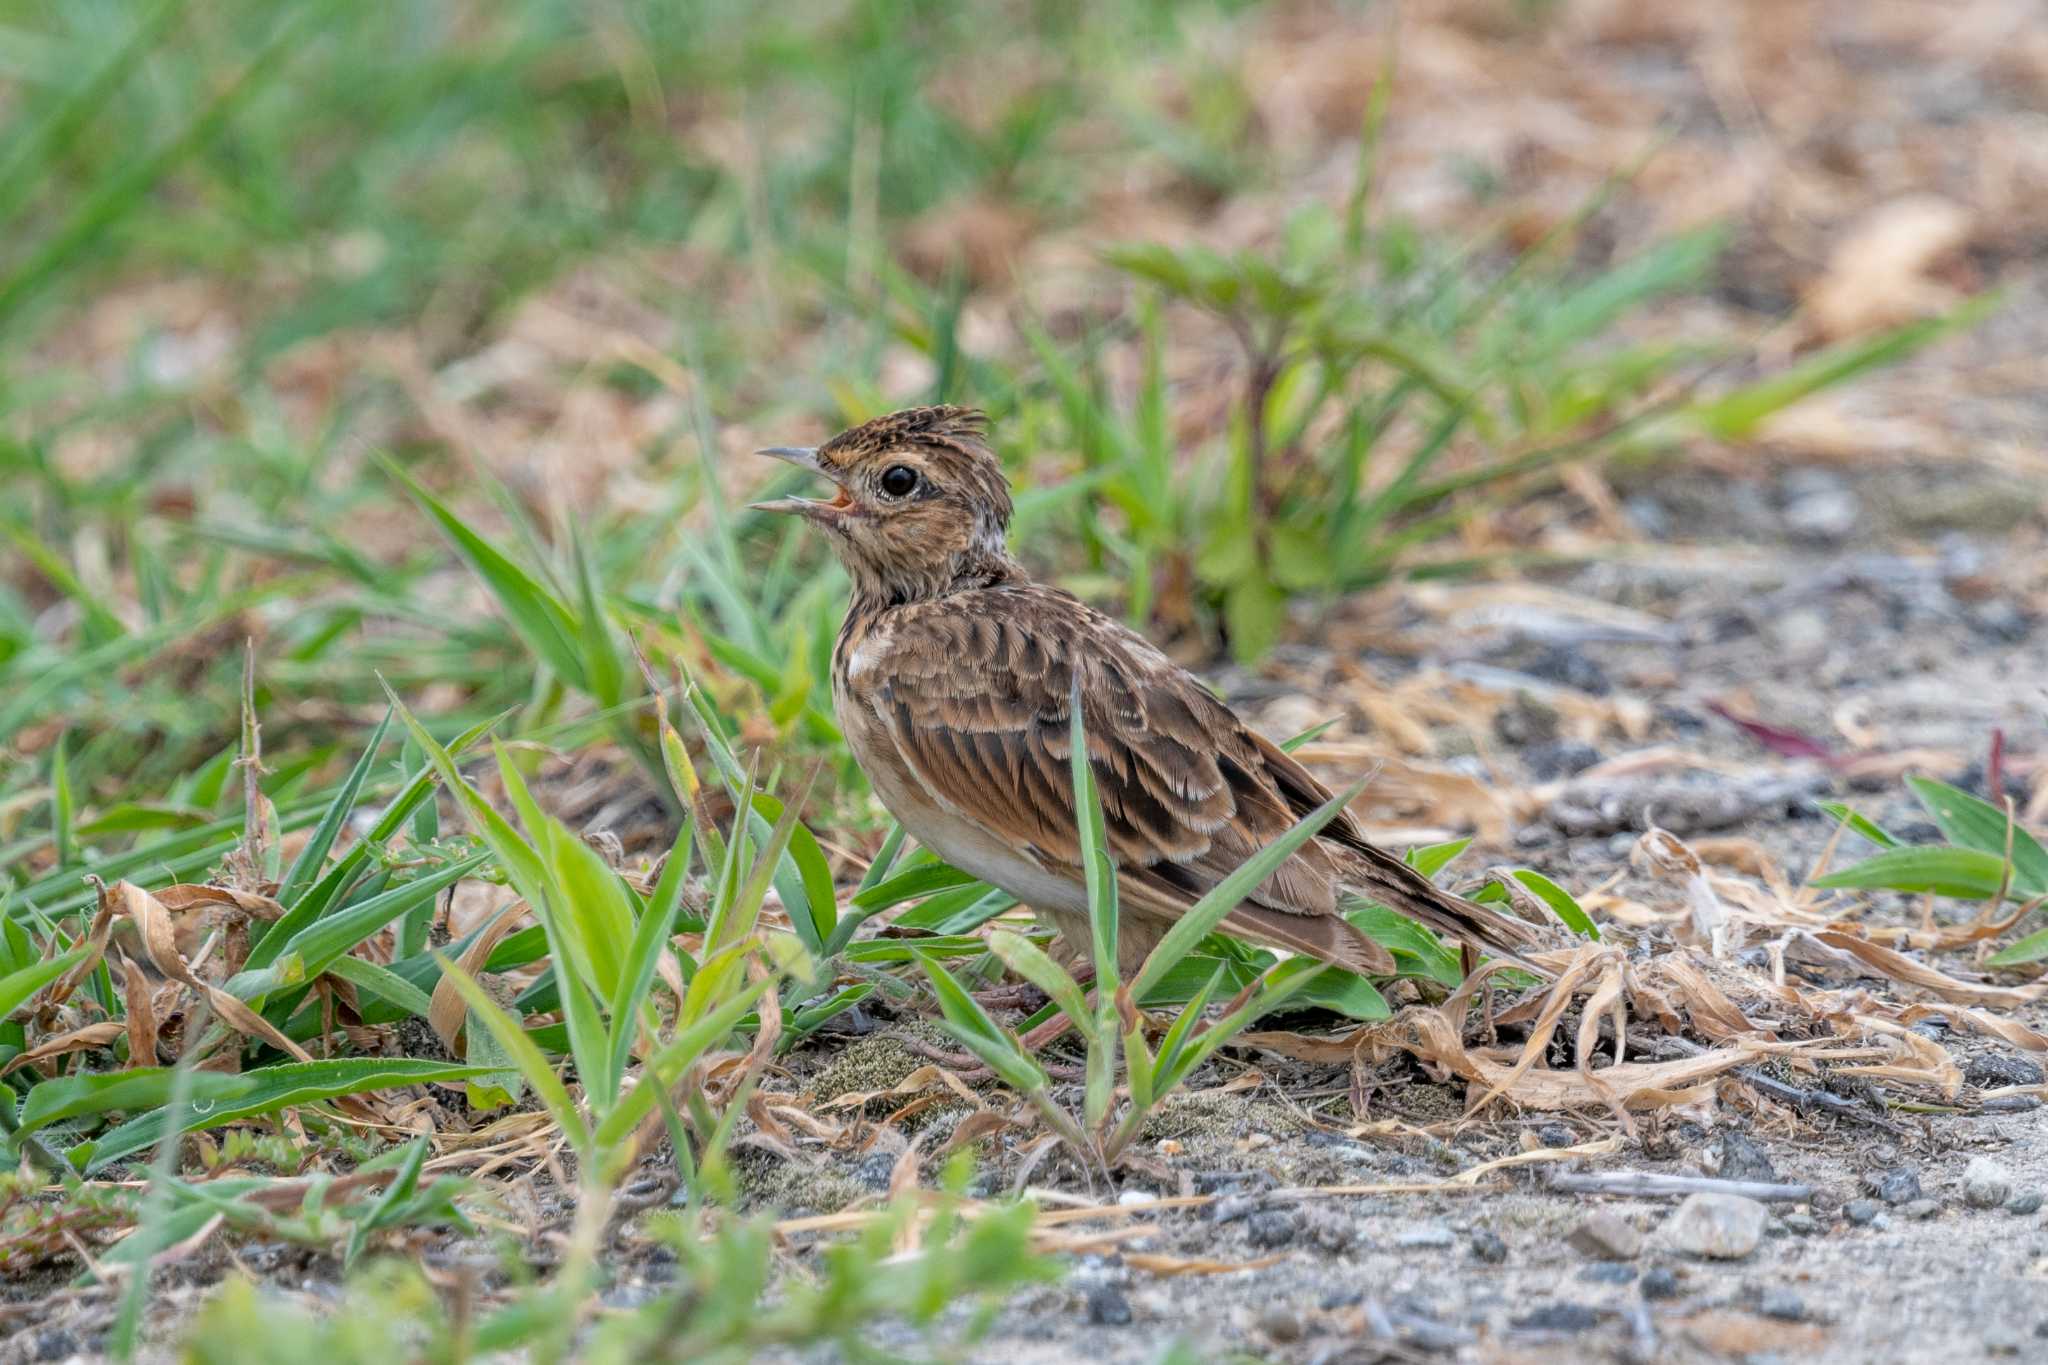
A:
754,405,1547,977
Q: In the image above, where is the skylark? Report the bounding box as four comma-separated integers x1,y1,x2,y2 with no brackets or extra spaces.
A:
754,405,1546,978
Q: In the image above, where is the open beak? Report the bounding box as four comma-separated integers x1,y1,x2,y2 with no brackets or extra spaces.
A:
749,446,853,519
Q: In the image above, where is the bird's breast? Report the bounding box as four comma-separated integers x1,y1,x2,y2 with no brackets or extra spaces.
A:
833,674,1087,915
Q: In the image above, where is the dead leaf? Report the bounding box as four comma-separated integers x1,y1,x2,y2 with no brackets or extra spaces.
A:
1804,195,1976,342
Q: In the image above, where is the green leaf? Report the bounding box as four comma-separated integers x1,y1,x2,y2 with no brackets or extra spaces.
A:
1811,846,2014,900
251,853,486,990
49,733,76,868
917,956,1049,1094
608,816,694,1095
1817,802,1900,850
1509,869,1599,940
1068,676,1119,993
1907,776,2048,895
589,977,772,1155
1132,777,1371,999
0,946,85,1018
1695,293,2000,439
1345,900,1463,986
1222,574,1286,665
436,957,590,1158
987,931,1092,1040
19,1068,257,1140
83,1058,489,1173
1405,838,1472,880
1987,927,2048,967
380,456,588,690
321,954,435,1018
344,1135,430,1267
277,707,392,908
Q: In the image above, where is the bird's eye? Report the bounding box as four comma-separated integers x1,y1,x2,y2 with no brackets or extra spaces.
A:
877,464,919,498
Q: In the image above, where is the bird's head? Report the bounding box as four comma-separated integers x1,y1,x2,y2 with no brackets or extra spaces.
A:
752,405,1016,601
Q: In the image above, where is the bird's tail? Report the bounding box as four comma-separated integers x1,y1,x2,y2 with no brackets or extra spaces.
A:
1339,842,1553,973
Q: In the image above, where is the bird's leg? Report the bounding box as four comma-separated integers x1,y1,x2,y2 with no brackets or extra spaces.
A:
903,1034,1086,1082
970,983,1049,1010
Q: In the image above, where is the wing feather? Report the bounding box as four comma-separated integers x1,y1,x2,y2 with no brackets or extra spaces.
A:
849,585,1396,973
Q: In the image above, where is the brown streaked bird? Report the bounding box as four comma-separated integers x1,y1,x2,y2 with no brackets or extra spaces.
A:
753,405,1548,978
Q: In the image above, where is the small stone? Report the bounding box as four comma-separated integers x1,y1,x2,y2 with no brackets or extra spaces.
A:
1538,1123,1576,1148
1639,1267,1681,1300
1866,1165,1922,1205
1758,1289,1806,1322
1565,1211,1642,1260
1967,1054,2046,1088
1580,1262,1636,1285
1713,1132,1779,1184
1524,739,1602,782
1209,1194,1259,1224
1661,1192,1768,1260
1258,1307,1304,1343
1116,1188,1158,1208
1394,1222,1456,1249
1902,1198,1941,1221
1781,473,1860,542
1245,1209,1297,1250
1780,1212,1819,1236
853,1151,897,1191
1965,1157,2015,1210
1471,1230,1508,1264
1843,1199,1881,1226
2008,1193,2043,1216
1512,1303,1601,1333
1301,1206,1359,1253
1084,1283,1132,1326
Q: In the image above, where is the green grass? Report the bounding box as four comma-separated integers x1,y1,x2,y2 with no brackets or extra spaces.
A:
0,0,1994,1357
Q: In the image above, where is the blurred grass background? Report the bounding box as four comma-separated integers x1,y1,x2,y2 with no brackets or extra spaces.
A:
0,0,2009,869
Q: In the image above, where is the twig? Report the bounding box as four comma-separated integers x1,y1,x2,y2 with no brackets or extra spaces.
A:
1546,1170,1813,1201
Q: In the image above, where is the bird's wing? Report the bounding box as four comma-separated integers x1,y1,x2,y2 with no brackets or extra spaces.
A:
848,586,1394,975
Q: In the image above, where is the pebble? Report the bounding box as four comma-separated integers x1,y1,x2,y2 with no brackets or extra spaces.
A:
1780,1212,1819,1236
1395,1223,1457,1250
1965,1157,2015,1210
1301,1206,1359,1253
1581,1262,1637,1285
1867,1165,1922,1205
1902,1198,1941,1221
1968,1054,2048,1087
1524,739,1602,782
853,1151,897,1191
1780,471,1860,542
1565,1211,1643,1260
1209,1194,1258,1224
1759,1289,1806,1322
1661,1193,1767,1260
1713,1132,1779,1184
1258,1307,1304,1343
1245,1209,1297,1250
1639,1267,1682,1300
1538,1122,1576,1148
2009,1193,2043,1216
1116,1188,1158,1208
1843,1199,1881,1226
1471,1230,1508,1264
1084,1283,1133,1326
1512,1303,1601,1333
1529,644,1611,695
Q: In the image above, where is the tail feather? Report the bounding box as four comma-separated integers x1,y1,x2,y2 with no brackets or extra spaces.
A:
1222,904,1397,978
1339,842,1552,972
